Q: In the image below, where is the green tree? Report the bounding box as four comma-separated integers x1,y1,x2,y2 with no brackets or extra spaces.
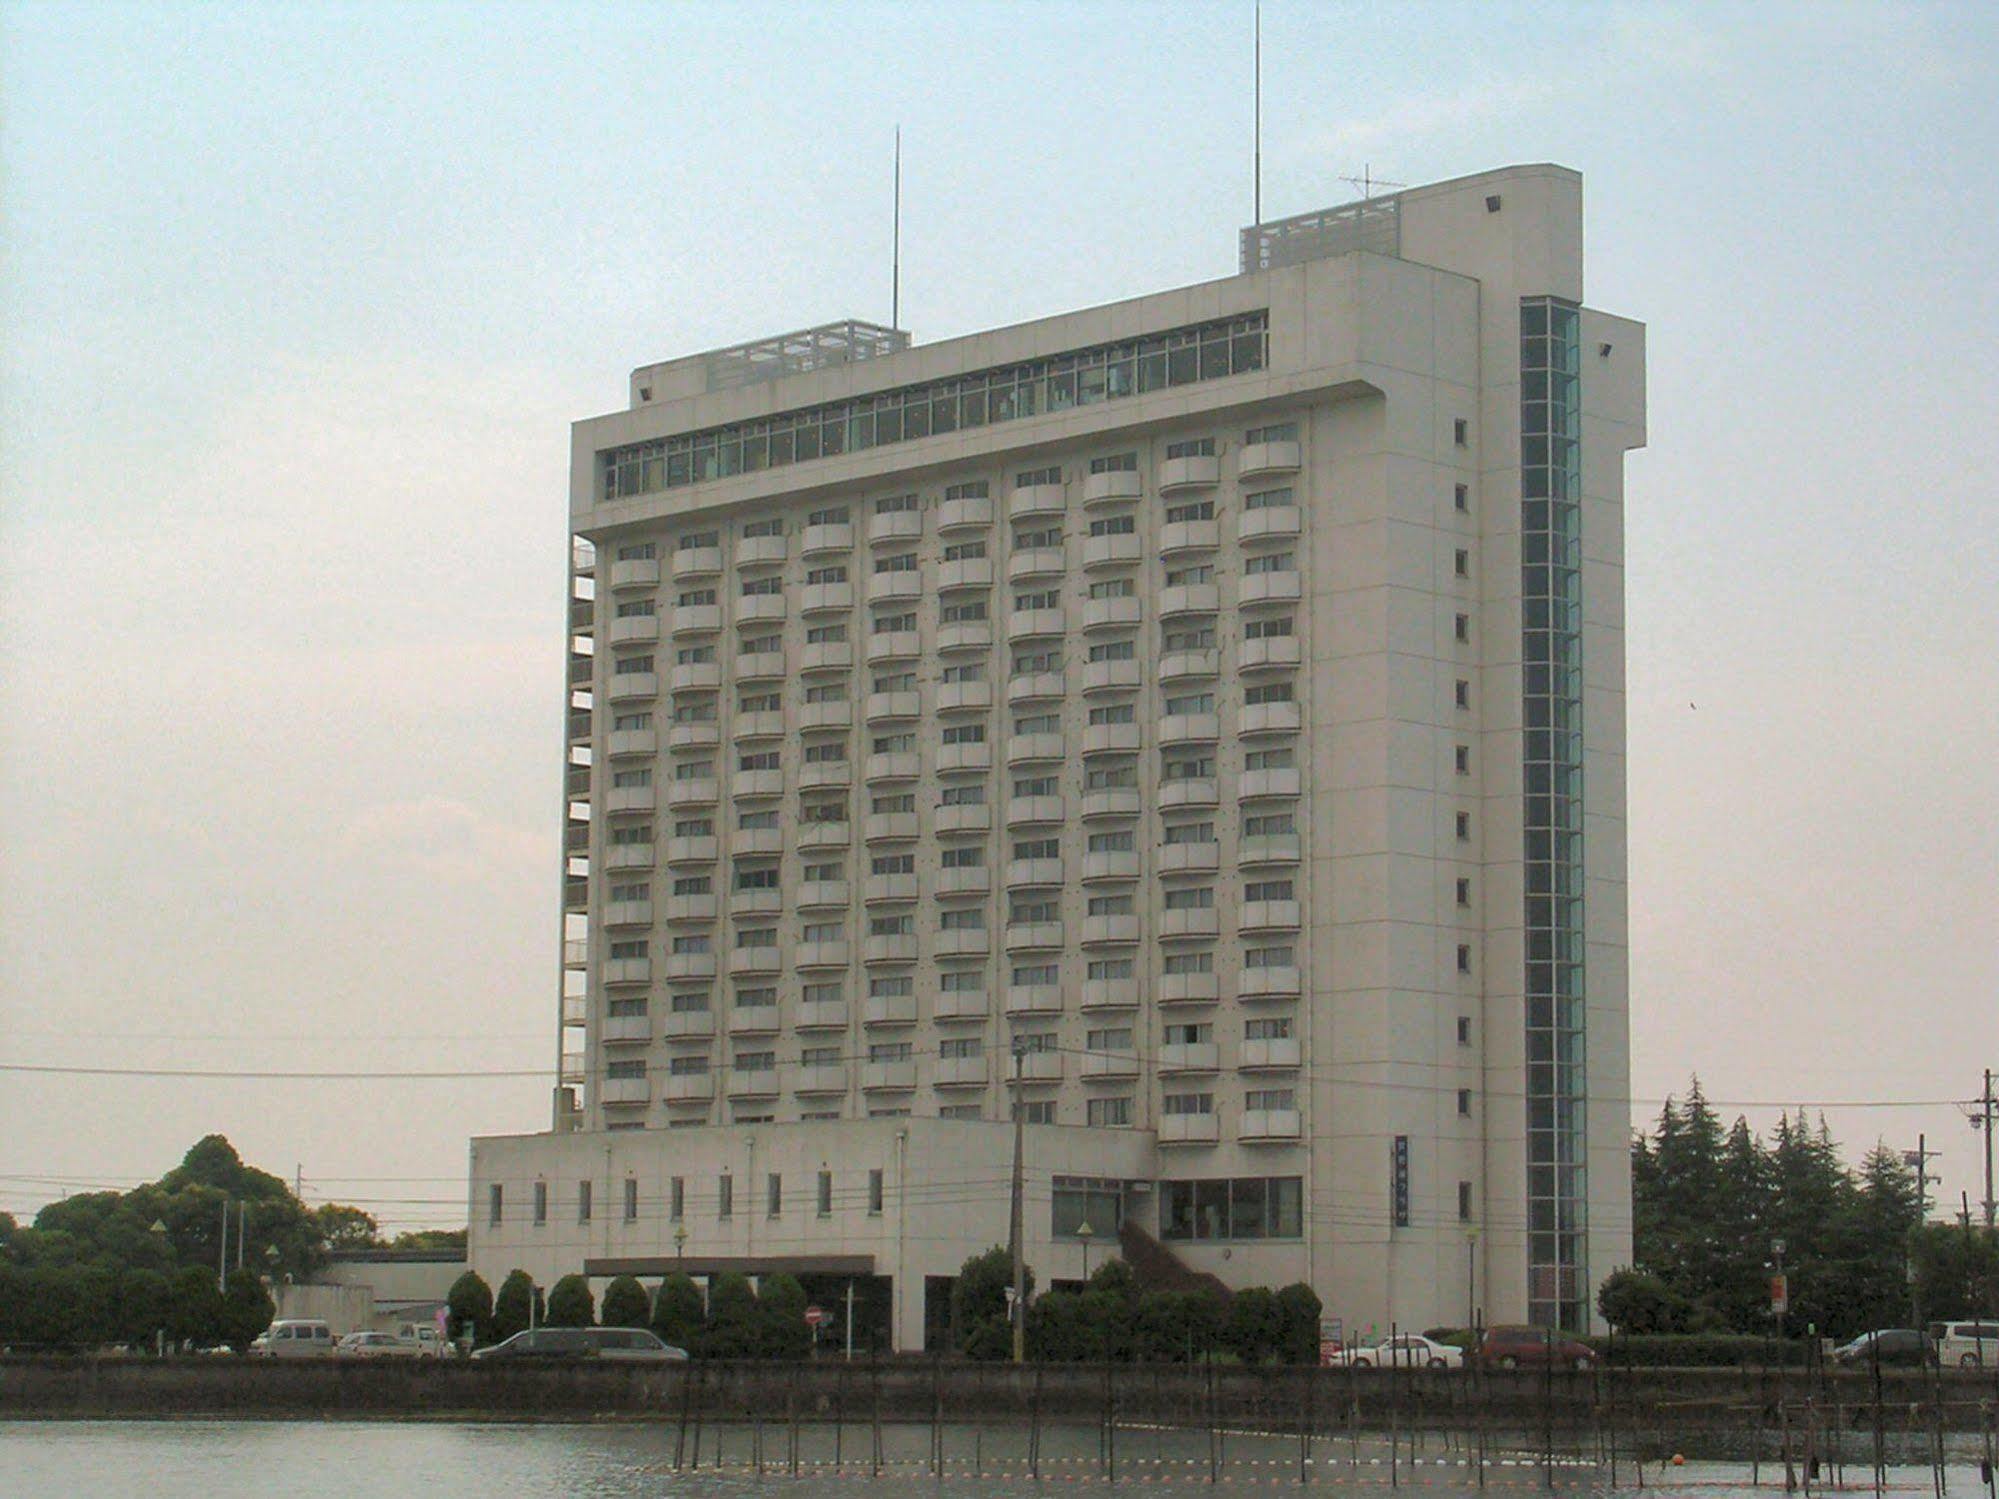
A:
1274,1282,1323,1364
1223,1286,1282,1365
116,1268,173,1348
1025,1290,1089,1360
951,1246,1033,1360
756,1272,811,1358
546,1273,595,1327
493,1269,537,1341
1910,1221,1999,1322
218,1268,275,1350
600,1275,651,1330
698,1271,760,1358
650,1273,703,1350
312,1204,381,1253
166,1265,223,1348
446,1270,494,1344
1597,1268,1693,1333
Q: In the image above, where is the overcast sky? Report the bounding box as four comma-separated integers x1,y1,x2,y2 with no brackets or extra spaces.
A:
3,1,1995,1236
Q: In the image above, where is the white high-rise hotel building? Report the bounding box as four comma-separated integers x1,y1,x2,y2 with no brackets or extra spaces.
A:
468,165,1645,1345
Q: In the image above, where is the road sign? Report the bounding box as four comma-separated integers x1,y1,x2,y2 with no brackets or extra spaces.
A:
804,1305,827,1328
1769,1274,1788,1316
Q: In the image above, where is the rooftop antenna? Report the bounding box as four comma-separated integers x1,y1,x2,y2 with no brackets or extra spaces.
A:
891,126,902,331
1341,165,1407,200
1252,3,1262,226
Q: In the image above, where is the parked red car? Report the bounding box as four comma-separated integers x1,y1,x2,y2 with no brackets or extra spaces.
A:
1480,1324,1598,1371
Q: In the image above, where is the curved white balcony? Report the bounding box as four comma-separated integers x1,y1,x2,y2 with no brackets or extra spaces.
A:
663,894,717,923
1008,670,1066,704
868,509,923,545
1081,596,1141,633
1239,768,1302,800
863,933,919,964
794,1064,849,1095
1239,1108,1302,1142
934,802,991,836
1004,984,1062,1017
609,615,659,645
1081,533,1141,570
1157,972,1220,1006
795,1000,848,1030
1158,778,1218,810
1240,572,1302,607
1240,702,1301,736
735,535,787,569
1005,921,1063,952
936,680,991,714
671,603,721,635
1082,914,1141,946
608,729,657,758
669,660,721,692
1157,454,1221,493
732,710,784,741
797,760,851,791
864,873,919,905
936,741,991,775
1159,1041,1220,1073
727,1005,780,1037
800,521,854,555
607,672,658,703
1240,1037,1303,1071
665,719,716,750
1159,1112,1220,1145
800,641,853,673
728,945,781,976
938,558,994,591
934,988,989,1021
862,1060,918,1092
937,495,993,532
1006,794,1063,826
1082,850,1140,883
665,777,719,809
864,994,917,1026
609,558,660,590
934,1056,989,1089
1158,712,1220,745
1158,907,1219,941
664,834,718,865
1238,505,1302,543
937,621,992,653
1238,965,1301,1000
1236,439,1302,478
663,951,717,980
602,899,654,928
1158,649,1219,683
797,821,851,849
1005,856,1064,890
863,811,919,842
865,751,920,783
603,843,653,873
1006,547,1064,581
1006,732,1063,765
1157,842,1219,876
671,547,722,579
798,700,852,733
865,630,920,664
731,768,784,801
598,1077,650,1108
1240,899,1302,932
728,886,781,918
791,939,847,975
796,880,850,910
1081,788,1141,821
605,785,655,815
1081,978,1139,1011
1157,583,1220,618
733,651,785,683
1007,608,1064,642
602,957,651,986
1081,659,1140,694
1006,484,1065,520
800,582,854,615
1239,636,1301,672
866,571,922,605
865,690,921,724
1082,1049,1139,1079
662,1073,714,1104
736,593,787,623
602,1014,652,1045
663,1007,714,1038
1082,724,1140,757
1081,469,1142,506
933,927,990,959
1017,1051,1063,1083
934,865,990,898
1158,520,1220,557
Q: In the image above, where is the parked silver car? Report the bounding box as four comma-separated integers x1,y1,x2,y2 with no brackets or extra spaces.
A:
470,1326,687,1363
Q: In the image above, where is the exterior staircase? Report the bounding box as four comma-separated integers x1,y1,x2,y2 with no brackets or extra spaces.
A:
1118,1220,1233,1302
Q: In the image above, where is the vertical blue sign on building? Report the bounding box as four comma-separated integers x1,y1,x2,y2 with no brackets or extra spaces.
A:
1392,1135,1410,1228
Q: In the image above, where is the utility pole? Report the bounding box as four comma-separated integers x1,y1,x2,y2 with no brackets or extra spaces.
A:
1968,1067,1997,1230
218,1198,229,1293
1903,1135,1942,1328
1008,1034,1027,1364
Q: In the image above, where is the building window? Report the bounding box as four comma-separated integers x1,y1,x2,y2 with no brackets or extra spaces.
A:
1020,1101,1057,1125
1159,1177,1303,1241
670,1176,685,1220
1458,1089,1473,1117
767,1173,782,1217
1164,437,1215,459
1455,613,1470,643
1454,483,1469,512
532,1181,548,1227
817,1170,833,1217
1455,679,1471,709
868,1168,885,1215
1051,1176,1123,1237
1245,422,1297,444
488,1184,503,1226
1455,745,1471,775
1456,944,1473,974
577,1179,593,1224
717,1175,733,1219
1453,418,1468,446
1087,1096,1133,1128
623,1178,639,1223
1458,1016,1472,1046
1456,878,1472,906
1454,548,1470,578
1459,1180,1475,1220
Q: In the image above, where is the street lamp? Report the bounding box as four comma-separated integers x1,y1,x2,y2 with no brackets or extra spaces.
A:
674,1224,688,1259
1076,1220,1095,1284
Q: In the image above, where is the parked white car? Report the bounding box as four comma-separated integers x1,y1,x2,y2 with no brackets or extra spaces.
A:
1931,1320,1999,1369
334,1330,421,1359
1328,1333,1465,1370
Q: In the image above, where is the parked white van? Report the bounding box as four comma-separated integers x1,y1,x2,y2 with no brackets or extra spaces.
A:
397,1322,451,1358
1931,1320,1999,1368
249,1319,336,1357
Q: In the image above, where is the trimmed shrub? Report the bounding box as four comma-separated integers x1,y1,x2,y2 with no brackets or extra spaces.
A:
492,1269,536,1341
1223,1285,1283,1365
1274,1282,1322,1364
756,1272,811,1358
545,1273,595,1328
952,1246,1033,1361
650,1273,703,1351
446,1271,493,1344
600,1275,651,1330
1588,1332,1816,1367
698,1271,759,1358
